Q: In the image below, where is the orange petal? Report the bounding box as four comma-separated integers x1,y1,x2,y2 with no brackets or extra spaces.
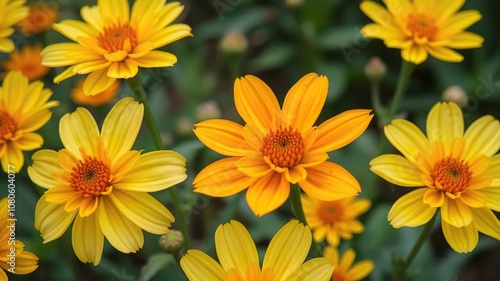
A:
245,172,289,216
237,155,272,178
194,119,254,156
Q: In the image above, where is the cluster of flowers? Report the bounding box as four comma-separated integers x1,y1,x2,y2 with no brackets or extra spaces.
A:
0,0,498,280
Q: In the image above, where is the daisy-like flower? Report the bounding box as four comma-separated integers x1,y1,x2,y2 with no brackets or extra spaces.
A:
2,44,50,80
360,0,484,64
71,79,120,107
16,1,59,35
0,198,39,280
0,71,59,173
28,97,187,265
370,102,500,253
0,0,28,53
193,73,373,216
302,194,371,246
180,220,334,281
324,246,374,281
41,0,192,96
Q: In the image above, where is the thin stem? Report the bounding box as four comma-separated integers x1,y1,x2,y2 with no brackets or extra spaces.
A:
370,80,385,129
126,74,191,250
290,184,322,257
384,61,416,125
392,214,437,281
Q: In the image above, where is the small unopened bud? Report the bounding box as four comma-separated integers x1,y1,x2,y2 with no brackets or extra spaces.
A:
219,30,248,55
196,100,222,121
442,85,468,107
159,230,184,253
365,57,386,82
286,0,303,8
177,117,194,135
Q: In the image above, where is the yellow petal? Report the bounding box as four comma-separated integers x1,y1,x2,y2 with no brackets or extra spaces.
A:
41,43,80,67
13,251,39,274
72,213,104,265
384,119,429,163
2,143,24,173
470,207,500,240
289,258,334,281
109,190,174,234
458,190,487,208
346,260,375,280
13,132,43,151
310,109,373,153
107,60,139,78
426,46,464,63
434,0,465,23
423,188,445,207
388,188,437,228
447,31,484,49
464,115,500,160
194,157,255,197
426,102,464,144
299,162,360,201
215,220,259,272
194,119,254,156
285,165,307,184
180,250,225,281
28,150,61,189
73,59,112,74
370,154,424,187
53,20,97,43
35,195,77,243
441,197,472,227
282,73,328,134
360,1,393,26
81,5,103,31
83,68,117,96
263,220,310,280
110,150,141,181
440,10,482,38
44,186,77,204
441,219,478,253
3,71,28,113
401,44,428,64
101,97,144,161
98,0,130,23
131,0,166,40
246,172,289,217
98,197,144,253
131,50,177,67
237,155,272,178
144,24,192,49
59,107,99,157
234,75,282,134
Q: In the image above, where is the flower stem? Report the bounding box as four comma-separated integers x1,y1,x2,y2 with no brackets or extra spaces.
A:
392,214,437,281
290,184,322,257
384,60,416,125
126,74,191,250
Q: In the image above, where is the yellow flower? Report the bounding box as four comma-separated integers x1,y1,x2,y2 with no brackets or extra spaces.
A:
0,198,39,280
16,1,59,35
324,246,374,281
0,0,28,53
27,97,187,265
193,73,373,216
360,0,484,64
370,102,500,253
2,44,50,81
302,195,371,246
71,79,120,107
180,220,334,281
0,71,59,173
41,0,192,95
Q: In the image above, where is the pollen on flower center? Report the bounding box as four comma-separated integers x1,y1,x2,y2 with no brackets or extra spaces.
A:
97,23,138,53
69,156,111,197
0,111,17,142
407,13,438,40
432,157,472,195
318,202,341,224
260,126,305,168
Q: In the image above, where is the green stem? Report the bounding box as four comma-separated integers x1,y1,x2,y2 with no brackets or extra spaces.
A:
126,74,191,250
370,80,385,128
290,184,321,257
392,214,437,281
384,60,416,125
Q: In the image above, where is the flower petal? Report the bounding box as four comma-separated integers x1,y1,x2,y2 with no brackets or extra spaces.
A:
458,190,487,208
441,197,472,228
83,68,117,96
470,207,500,240
426,46,464,63
246,172,289,217
215,220,259,272
426,102,464,144
290,258,334,281
384,119,429,163
180,250,225,281
2,144,24,173
13,251,39,275
98,0,129,23
72,212,104,265
237,155,272,178
441,219,478,253
346,260,375,280
360,1,393,26
388,188,437,228
423,188,445,207
35,195,77,243
370,154,424,187
194,119,254,156
28,150,61,189
447,31,484,49
463,115,500,160
59,107,99,157
131,50,177,67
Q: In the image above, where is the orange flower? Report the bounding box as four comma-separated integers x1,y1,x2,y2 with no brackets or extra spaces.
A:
71,79,120,106
193,73,373,216
2,45,50,81
16,1,59,35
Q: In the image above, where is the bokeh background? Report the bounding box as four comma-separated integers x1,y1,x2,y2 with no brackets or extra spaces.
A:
1,0,499,280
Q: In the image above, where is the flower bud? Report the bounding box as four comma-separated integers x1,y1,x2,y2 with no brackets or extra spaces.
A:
159,230,184,253
219,30,248,55
196,100,222,121
286,0,303,8
442,85,468,107
364,57,386,82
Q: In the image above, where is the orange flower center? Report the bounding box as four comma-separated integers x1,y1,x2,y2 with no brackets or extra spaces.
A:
432,157,472,195
97,23,138,53
69,157,111,197
261,126,305,168
0,111,17,142
407,13,438,40
318,202,342,224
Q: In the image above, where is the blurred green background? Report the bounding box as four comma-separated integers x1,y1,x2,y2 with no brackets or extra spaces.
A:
1,0,499,280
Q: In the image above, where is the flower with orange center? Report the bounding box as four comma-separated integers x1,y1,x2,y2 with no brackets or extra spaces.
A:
71,79,120,106
2,44,50,80
181,220,334,281
0,71,59,173
41,0,192,95
0,0,28,53
27,97,187,265
360,0,484,64
370,102,500,253
193,73,373,216
324,246,374,281
302,195,371,246
16,1,59,35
